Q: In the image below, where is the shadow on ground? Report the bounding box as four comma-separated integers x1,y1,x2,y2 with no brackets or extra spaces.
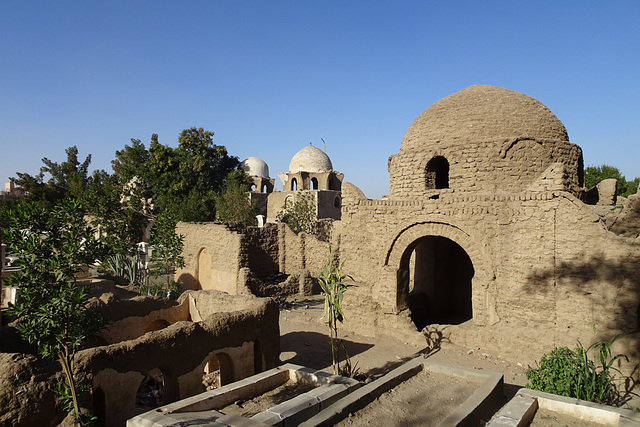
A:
280,331,373,371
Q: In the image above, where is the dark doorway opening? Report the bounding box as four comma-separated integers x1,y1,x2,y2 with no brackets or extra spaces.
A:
398,236,473,330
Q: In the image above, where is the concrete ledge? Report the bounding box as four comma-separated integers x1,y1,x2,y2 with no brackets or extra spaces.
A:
487,388,640,427
300,357,504,427
299,357,425,427
128,364,360,427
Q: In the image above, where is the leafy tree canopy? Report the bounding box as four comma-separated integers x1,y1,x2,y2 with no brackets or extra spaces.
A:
584,164,639,197
12,146,92,205
147,127,239,221
215,169,257,226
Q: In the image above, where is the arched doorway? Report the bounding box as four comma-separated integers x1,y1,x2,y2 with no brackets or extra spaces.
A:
197,248,212,290
202,352,235,391
399,236,473,330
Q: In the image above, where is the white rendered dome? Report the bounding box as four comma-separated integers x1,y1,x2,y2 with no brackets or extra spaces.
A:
289,145,333,173
240,157,270,178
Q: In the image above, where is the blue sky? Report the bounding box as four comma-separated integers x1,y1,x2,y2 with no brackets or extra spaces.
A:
1,1,638,199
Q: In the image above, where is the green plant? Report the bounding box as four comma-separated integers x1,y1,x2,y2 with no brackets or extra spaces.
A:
276,191,316,235
3,200,106,425
140,280,182,300
100,252,143,286
526,336,630,407
149,212,185,294
318,249,353,375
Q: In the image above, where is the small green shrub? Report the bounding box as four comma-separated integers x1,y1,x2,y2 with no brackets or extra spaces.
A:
276,191,316,235
100,253,143,285
140,280,182,300
526,336,630,407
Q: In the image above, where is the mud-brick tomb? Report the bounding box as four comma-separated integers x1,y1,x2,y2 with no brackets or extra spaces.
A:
1,85,639,426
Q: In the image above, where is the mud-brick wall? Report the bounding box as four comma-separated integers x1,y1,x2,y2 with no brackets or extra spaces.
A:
278,223,331,277
243,224,279,279
388,139,582,200
552,195,640,365
176,222,244,293
338,191,640,371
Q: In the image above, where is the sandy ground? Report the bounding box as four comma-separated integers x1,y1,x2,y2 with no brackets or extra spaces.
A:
279,295,530,425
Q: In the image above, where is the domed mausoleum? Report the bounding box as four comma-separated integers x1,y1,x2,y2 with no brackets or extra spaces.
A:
278,145,344,192
175,85,639,380
240,156,274,194
389,85,584,199
260,144,345,222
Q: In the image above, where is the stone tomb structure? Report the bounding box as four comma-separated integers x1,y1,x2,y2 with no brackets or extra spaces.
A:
177,85,640,372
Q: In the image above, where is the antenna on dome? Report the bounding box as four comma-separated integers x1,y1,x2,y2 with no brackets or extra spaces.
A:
321,138,326,152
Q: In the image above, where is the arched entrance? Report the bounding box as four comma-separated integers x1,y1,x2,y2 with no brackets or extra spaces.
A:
197,248,212,290
399,235,474,330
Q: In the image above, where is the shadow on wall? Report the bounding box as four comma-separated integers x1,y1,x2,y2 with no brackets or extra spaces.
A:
177,272,199,291
524,254,640,371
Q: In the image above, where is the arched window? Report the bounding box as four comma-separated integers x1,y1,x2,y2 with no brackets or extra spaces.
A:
261,183,268,193
333,196,341,209
425,156,449,190
291,178,298,191
311,177,318,190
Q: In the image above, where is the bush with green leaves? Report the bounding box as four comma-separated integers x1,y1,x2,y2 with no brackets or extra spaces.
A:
276,191,316,234
3,200,106,425
526,336,630,407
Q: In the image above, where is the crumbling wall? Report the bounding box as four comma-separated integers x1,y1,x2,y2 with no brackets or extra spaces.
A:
336,190,640,372
176,222,244,293
0,291,280,427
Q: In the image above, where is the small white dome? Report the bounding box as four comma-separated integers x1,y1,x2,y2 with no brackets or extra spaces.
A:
289,145,333,173
241,157,270,178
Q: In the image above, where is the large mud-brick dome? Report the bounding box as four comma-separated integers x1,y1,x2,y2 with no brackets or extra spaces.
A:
388,85,584,199
289,145,333,173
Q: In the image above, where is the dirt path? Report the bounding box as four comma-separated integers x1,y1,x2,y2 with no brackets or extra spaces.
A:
278,295,532,425
279,295,528,392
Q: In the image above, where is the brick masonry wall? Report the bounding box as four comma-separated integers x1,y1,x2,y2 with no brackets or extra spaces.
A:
388,139,583,199
337,190,640,366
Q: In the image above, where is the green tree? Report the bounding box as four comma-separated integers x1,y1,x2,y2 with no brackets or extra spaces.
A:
215,170,257,226
584,165,639,197
276,191,316,234
4,200,106,425
82,170,150,255
149,211,185,294
12,146,92,205
148,127,239,221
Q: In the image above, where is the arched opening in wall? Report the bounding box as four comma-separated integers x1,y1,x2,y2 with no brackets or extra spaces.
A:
135,368,177,409
254,340,263,374
92,387,106,425
334,196,341,209
291,178,298,191
425,156,449,190
251,183,257,192
144,319,170,334
261,183,268,193
196,248,212,290
398,236,473,330
311,177,318,190
202,352,235,391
